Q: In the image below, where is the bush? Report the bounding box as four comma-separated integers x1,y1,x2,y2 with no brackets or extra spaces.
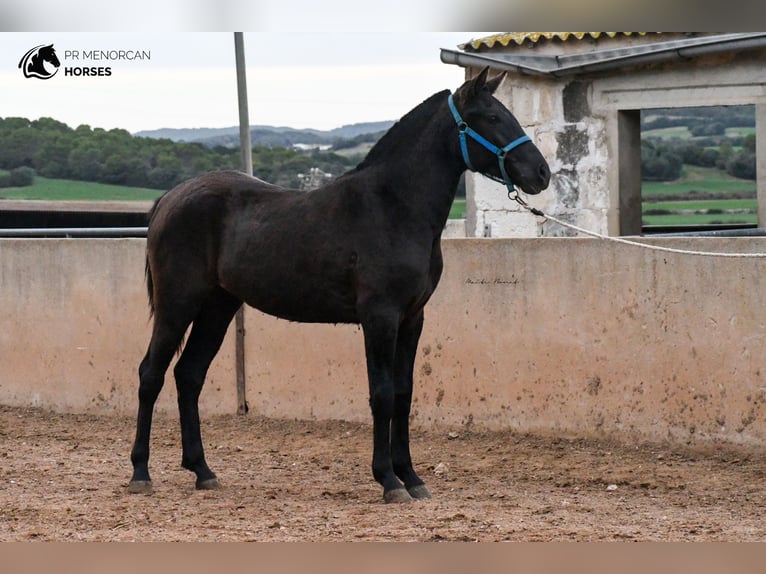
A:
689,121,725,137
0,166,35,188
641,146,683,181
726,151,756,180
643,209,672,216
9,166,35,186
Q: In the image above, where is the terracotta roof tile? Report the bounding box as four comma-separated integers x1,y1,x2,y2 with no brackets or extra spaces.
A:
462,32,655,51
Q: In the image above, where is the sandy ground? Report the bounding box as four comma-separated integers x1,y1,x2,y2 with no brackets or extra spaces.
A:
1,404,765,541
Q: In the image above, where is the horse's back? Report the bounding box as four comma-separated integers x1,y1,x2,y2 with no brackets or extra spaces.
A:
146,171,292,298
148,170,291,240
151,170,283,215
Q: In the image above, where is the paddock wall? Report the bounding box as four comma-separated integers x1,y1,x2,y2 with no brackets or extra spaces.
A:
2,237,766,447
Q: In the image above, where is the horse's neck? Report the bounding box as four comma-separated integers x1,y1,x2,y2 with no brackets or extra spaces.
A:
366,153,462,238
386,121,464,234
348,94,464,235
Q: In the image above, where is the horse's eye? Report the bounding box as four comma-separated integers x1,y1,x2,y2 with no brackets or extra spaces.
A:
489,115,499,124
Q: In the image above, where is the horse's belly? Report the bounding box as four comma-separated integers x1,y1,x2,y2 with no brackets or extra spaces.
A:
248,295,360,325
223,273,360,325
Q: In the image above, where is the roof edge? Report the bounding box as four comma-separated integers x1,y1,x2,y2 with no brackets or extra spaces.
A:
442,33,766,78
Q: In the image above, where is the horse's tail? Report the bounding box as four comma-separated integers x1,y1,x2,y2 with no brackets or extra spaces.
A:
144,196,163,317
145,255,154,317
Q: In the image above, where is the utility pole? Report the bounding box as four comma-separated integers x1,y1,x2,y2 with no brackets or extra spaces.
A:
234,32,250,415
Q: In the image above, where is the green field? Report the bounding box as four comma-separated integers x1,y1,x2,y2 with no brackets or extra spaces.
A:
642,165,757,226
642,165,756,198
643,126,692,139
642,213,757,226
0,169,754,227
2,173,470,220
0,174,163,202
643,126,755,140
449,198,466,219
643,198,755,212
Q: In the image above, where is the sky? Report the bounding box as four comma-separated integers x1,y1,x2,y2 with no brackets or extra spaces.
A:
1,32,480,133
1,0,744,135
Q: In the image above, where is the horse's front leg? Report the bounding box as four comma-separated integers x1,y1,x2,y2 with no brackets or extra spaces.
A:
361,307,412,503
392,310,431,499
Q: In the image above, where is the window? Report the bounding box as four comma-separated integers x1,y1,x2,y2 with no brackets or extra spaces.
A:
639,105,756,234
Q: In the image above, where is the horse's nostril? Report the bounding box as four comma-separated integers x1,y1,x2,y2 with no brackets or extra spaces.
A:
539,163,551,181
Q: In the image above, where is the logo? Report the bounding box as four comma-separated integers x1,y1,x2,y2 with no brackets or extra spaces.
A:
17,44,150,80
18,44,61,79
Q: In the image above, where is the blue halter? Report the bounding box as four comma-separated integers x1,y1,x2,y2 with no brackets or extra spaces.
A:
447,93,531,194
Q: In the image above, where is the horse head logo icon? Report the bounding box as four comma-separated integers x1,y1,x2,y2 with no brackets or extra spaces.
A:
18,44,61,79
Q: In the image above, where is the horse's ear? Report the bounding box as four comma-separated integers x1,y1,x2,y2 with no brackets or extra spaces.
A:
484,71,507,94
455,66,499,104
466,66,490,98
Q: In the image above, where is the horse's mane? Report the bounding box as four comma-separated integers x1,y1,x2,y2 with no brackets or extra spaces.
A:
351,89,450,172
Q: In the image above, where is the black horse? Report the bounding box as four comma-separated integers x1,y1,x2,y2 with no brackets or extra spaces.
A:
128,67,551,503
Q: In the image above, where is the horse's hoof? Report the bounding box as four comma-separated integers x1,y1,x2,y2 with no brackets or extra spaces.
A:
196,477,221,490
384,488,413,504
407,484,432,499
128,480,153,495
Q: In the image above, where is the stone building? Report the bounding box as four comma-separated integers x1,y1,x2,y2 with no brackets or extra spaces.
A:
441,32,766,237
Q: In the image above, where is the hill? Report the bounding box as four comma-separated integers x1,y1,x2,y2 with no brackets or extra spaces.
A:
0,116,362,192
134,121,394,148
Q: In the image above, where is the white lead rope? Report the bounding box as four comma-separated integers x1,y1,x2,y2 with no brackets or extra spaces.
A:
510,193,766,259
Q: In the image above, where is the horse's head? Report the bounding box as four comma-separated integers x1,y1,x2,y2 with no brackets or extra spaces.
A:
451,67,550,196
39,44,60,67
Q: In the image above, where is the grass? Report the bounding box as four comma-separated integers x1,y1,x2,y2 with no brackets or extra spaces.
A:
642,165,757,227
0,175,163,202
726,127,756,138
642,126,754,140
0,174,465,220
643,126,692,139
643,199,756,212
0,168,754,229
642,212,757,226
449,198,466,219
642,165,755,198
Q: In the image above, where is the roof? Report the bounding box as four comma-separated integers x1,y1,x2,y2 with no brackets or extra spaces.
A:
461,32,654,51
442,32,766,78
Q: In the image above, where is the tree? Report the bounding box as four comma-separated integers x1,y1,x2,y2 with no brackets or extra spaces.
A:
0,129,42,168
641,140,682,181
0,115,359,190
742,133,756,154
727,152,756,180
103,155,137,185
68,141,104,181
716,141,734,171
32,117,71,133
35,134,73,178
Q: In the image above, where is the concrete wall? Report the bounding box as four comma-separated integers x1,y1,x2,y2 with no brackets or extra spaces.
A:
0,239,238,415
2,238,766,447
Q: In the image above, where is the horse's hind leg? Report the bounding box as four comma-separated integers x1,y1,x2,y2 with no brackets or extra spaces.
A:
129,310,196,494
173,287,241,490
392,310,431,499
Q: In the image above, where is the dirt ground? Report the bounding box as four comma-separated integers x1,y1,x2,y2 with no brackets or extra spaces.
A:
1,404,765,541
